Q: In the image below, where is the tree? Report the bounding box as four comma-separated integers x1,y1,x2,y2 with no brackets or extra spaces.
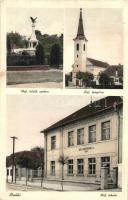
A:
76,71,94,87
31,146,44,187
50,43,61,67
35,43,45,65
58,155,68,191
7,36,12,54
65,73,72,86
35,30,42,41
17,155,35,186
7,32,28,52
99,73,112,88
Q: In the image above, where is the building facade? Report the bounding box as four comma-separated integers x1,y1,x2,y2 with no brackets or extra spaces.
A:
41,97,123,187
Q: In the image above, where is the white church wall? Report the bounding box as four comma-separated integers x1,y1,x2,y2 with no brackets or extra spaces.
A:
73,39,87,73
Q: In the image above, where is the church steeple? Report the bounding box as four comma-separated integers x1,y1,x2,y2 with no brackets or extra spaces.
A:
72,8,88,85
74,8,87,41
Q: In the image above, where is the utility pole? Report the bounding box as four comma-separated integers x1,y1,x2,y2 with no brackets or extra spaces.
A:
10,136,18,183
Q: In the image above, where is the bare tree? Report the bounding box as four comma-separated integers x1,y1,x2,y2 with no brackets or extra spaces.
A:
58,155,68,191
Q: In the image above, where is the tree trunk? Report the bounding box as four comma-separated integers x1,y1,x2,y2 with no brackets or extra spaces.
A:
26,168,28,186
62,164,64,180
61,164,64,191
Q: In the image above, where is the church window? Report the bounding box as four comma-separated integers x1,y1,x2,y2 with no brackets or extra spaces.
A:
76,43,79,51
83,44,85,51
77,55,78,58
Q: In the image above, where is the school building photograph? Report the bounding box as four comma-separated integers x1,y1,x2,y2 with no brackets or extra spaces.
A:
6,95,123,191
41,96,123,190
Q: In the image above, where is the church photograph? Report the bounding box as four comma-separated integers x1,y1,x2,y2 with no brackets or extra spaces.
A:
6,8,63,88
65,8,123,89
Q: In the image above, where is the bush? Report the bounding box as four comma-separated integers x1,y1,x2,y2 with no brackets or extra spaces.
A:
35,44,45,65
50,44,61,67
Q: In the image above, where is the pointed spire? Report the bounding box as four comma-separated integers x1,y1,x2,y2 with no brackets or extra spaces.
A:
77,8,84,37
74,8,88,41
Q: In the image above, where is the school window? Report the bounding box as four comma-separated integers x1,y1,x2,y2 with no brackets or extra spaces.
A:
76,43,79,51
88,158,96,175
68,131,74,146
77,159,84,175
88,125,96,143
101,121,110,140
101,157,110,174
67,159,73,175
83,44,85,51
51,161,55,175
51,136,56,149
77,128,84,145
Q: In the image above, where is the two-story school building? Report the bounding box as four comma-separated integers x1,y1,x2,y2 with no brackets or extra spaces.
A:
41,96,123,186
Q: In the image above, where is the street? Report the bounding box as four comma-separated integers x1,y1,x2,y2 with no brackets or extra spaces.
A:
7,183,53,191
6,180,100,191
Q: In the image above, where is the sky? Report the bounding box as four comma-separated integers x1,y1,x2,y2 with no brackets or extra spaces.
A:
7,8,64,36
7,7,123,72
64,8,123,73
7,95,104,155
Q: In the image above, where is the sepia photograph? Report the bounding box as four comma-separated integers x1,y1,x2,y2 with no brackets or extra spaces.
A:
0,0,127,199
6,95,123,191
6,8,63,88
65,8,123,89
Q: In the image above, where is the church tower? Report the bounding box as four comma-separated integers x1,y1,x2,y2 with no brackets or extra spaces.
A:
72,8,88,85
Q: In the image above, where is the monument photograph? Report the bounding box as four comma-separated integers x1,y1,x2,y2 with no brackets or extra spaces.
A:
65,8,123,89
6,8,63,88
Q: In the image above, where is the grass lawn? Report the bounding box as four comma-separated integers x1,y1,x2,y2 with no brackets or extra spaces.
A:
7,69,63,88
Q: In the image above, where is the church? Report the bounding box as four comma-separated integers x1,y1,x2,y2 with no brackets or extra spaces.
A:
71,9,122,87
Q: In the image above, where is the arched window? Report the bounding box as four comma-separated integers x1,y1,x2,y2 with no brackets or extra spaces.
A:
76,43,79,51
83,44,85,51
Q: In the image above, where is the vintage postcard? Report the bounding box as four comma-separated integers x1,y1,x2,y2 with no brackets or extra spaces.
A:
0,0,127,200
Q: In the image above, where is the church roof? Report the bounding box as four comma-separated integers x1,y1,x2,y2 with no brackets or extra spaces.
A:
74,8,88,41
87,58,110,68
41,96,122,133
